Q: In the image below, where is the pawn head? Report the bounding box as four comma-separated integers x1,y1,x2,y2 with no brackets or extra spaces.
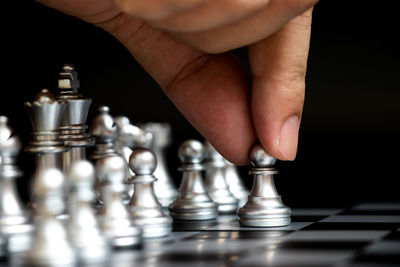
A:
178,139,204,164
96,154,127,184
249,143,276,168
68,160,95,186
129,148,157,175
34,169,65,196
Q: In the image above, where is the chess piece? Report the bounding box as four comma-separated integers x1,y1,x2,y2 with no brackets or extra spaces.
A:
0,116,33,253
238,144,291,227
89,106,119,205
204,141,238,214
169,140,218,220
128,148,172,238
114,116,153,203
224,159,248,208
25,89,67,173
24,169,76,266
142,123,177,207
56,64,94,173
96,155,142,247
68,160,110,263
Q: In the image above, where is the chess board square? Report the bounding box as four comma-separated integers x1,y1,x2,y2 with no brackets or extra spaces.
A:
353,254,400,265
303,222,400,231
363,240,400,255
384,231,400,240
275,240,369,250
291,208,343,216
172,220,218,231
339,210,400,216
291,215,328,222
283,230,389,241
351,203,400,211
321,215,400,223
234,248,354,266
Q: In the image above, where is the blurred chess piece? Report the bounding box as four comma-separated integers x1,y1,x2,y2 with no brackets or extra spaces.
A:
89,106,119,205
114,116,153,203
0,116,33,253
142,123,177,207
169,140,218,220
203,141,238,214
24,89,67,173
128,148,172,238
68,160,110,263
224,159,248,208
24,169,76,266
56,64,94,174
96,154,142,247
238,144,291,227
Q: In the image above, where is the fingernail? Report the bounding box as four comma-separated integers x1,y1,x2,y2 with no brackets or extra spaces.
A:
278,116,300,160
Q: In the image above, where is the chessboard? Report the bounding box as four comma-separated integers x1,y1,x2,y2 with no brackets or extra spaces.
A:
3,202,398,267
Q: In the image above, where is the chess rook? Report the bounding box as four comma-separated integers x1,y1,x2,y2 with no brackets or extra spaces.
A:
56,64,94,174
142,123,177,207
24,169,76,266
68,160,110,263
203,141,238,214
169,140,218,221
0,116,33,253
128,148,172,238
96,154,142,247
238,144,291,227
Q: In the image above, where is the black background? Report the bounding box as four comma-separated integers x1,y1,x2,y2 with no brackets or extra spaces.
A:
1,1,399,207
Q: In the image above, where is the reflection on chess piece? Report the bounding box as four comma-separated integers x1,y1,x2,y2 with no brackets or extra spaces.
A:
56,64,94,174
169,140,218,220
24,169,76,266
224,159,249,208
128,148,172,238
0,116,33,253
25,89,67,173
238,144,291,227
203,141,238,214
142,123,177,207
96,155,142,247
68,160,110,263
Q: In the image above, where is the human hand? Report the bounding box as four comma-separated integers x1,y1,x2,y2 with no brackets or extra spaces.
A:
38,0,317,165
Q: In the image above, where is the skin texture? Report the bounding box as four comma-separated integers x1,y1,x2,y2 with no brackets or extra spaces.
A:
38,0,317,165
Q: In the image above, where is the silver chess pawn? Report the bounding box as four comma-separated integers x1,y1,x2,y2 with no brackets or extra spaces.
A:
127,148,172,238
56,64,95,174
96,155,142,248
23,169,76,266
114,116,153,203
67,161,110,263
238,144,291,227
24,89,67,173
224,159,249,208
169,140,218,220
204,141,239,214
0,116,33,253
142,123,177,207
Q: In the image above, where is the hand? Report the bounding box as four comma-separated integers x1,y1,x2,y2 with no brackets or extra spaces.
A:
38,0,317,165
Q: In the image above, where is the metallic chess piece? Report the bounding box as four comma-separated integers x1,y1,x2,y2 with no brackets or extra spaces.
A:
24,89,67,172
23,169,76,266
56,64,94,174
204,141,239,214
224,159,249,208
89,106,119,205
96,155,142,248
0,116,33,253
68,161,110,263
114,116,153,203
142,123,177,207
238,144,291,227
168,140,218,220
128,148,172,238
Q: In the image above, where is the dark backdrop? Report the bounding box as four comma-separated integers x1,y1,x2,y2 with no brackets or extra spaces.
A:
2,1,399,207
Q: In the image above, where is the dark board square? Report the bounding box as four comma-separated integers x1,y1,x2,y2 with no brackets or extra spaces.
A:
275,241,369,250
303,222,400,231
172,220,218,231
353,254,400,264
291,215,328,222
339,210,400,216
